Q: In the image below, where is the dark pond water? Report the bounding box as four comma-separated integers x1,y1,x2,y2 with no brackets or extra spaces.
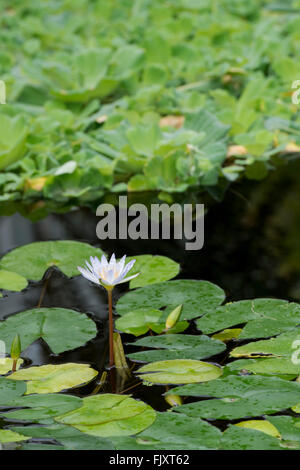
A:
1,157,300,412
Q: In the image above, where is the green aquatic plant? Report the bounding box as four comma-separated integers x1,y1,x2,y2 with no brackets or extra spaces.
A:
78,253,140,368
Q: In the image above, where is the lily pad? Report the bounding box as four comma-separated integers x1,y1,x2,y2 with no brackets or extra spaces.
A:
0,241,104,281
171,375,300,420
0,394,82,423
7,363,98,394
0,357,23,375
115,308,188,337
226,357,300,376
127,255,180,289
235,419,280,438
116,280,225,321
0,308,97,354
55,394,156,437
136,359,222,385
0,378,26,406
110,412,222,450
212,328,242,342
127,334,226,362
220,425,283,450
10,424,114,450
196,299,300,339
0,270,28,292
0,429,28,444
230,330,300,358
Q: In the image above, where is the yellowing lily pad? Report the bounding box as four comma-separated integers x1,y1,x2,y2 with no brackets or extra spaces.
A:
55,394,156,437
0,429,28,443
235,419,280,438
0,357,23,375
136,359,222,385
7,363,98,394
212,328,242,342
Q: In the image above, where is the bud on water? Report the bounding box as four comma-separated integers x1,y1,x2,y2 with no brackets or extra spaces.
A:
10,334,21,360
165,304,183,330
165,394,183,407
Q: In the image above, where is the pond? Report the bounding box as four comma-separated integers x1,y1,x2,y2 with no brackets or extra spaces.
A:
1,158,300,450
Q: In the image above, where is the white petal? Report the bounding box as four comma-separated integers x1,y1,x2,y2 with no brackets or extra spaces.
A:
77,266,99,284
117,272,140,284
120,259,136,278
116,255,126,276
109,253,116,270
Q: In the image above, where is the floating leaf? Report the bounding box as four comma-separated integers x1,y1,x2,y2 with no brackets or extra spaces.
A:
0,377,26,406
127,255,180,289
0,357,23,375
55,394,156,437
171,375,300,420
220,425,283,450
235,419,280,438
1,394,82,423
7,363,98,394
116,280,225,321
0,429,28,444
0,308,97,354
0,115,28,170
127,334,225,362
115,308,188,337
196,299,300,339
136,359,222,385
11,424,114,450
230,330,300,359
226,357,300,376
0,241,104,281
0,270,28,292
110,412,221,450
212,328,242,342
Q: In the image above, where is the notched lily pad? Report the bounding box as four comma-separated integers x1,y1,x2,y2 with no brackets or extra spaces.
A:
0,307,97,354
7,363,98,394
127,334,226,362
116,280,225,321
196,298,300,339
55,394,156,437
0,241,104,281
136,359,222,384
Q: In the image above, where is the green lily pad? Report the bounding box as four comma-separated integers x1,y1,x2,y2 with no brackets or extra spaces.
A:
0,429,28,444
127,334,226,362
226,357,300,377
171,375,300,420
0,307,97,354
55,394,156,437
0,270,28,292
11,424,114,450
268,416,300,447
230,330,300,358
0,241,104,281
115,308,188,337
136,359,222,385
1,394,82,423
0,377,26,406
116,280,225,321
220,425,283,450
0,357,23,375
196,299,300,339
110,412,222,450
7,363,98,394
126,255,179,289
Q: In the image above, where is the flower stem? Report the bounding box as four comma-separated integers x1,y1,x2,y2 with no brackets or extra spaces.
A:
107,288,114,368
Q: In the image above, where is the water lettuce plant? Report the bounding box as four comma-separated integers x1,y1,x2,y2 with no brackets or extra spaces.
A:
1,0,300,209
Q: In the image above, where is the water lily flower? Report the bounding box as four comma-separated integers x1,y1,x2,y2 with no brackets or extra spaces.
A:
78,253,140,369
77,253,139,289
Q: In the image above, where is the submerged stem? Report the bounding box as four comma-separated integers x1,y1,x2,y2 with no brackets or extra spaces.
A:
107,288,114,368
